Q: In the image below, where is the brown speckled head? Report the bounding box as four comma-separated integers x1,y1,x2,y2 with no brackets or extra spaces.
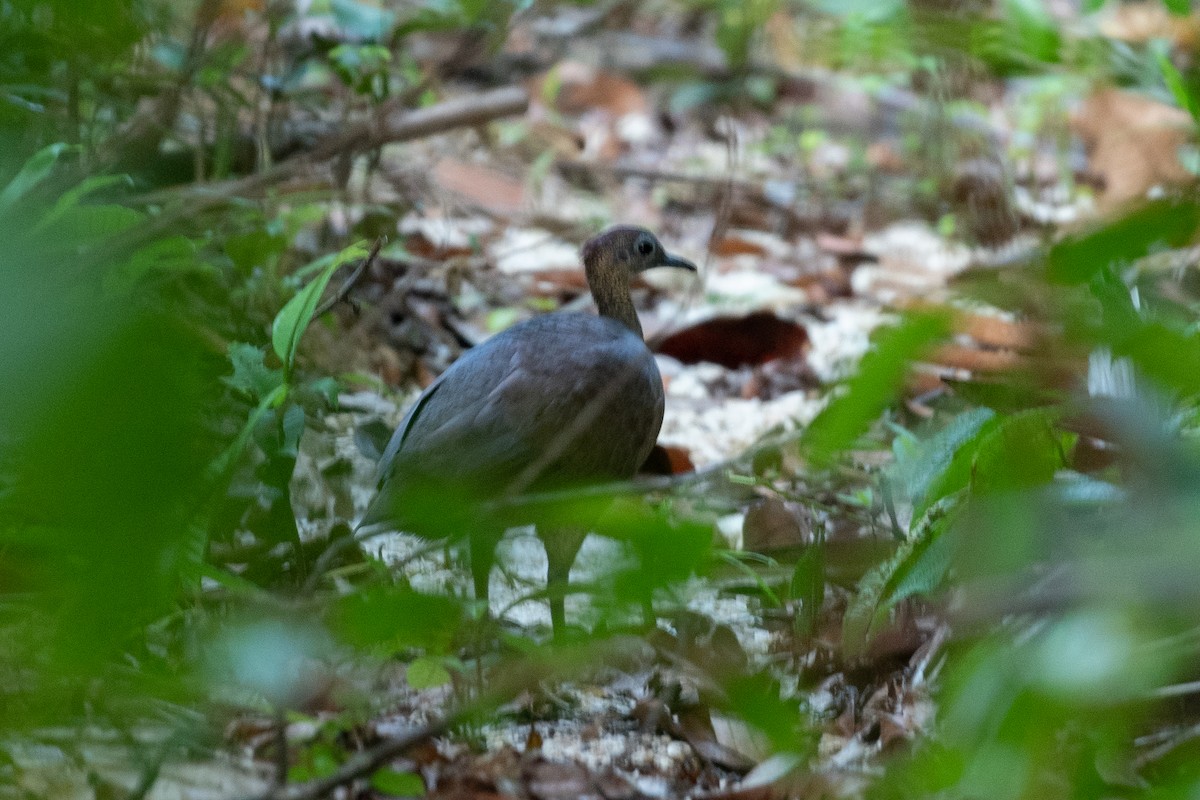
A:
580,226,697,337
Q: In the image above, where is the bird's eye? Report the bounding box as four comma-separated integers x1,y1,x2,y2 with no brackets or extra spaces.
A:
636,237,654,256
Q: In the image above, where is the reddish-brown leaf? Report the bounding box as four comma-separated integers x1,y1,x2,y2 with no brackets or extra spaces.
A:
657,312,809,369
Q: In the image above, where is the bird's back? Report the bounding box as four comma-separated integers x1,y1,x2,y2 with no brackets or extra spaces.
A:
364,312,664,531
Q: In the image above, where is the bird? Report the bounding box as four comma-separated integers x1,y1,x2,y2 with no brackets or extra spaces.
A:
361,225,697,633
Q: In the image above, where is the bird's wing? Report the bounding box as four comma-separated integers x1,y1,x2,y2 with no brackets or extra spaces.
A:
364,315,663,528
373,370,448,487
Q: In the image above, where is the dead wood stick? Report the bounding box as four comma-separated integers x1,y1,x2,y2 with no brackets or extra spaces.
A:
239,718,450,800
237,639,632,800
310,84,530,158
128,86,529,211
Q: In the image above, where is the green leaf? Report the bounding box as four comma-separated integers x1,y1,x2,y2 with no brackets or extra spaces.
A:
47,203,144,251
406,656,451,689
1002,0,1061,64
804,311,951,462
971,408,1063,493
288,742,341,783
205,383,289,487
371,768,425,797
271,241,368,373
843,493,962,656
1156,47,1198,123
104,235,201,293
887,505,959,603
893,408,996,520
329,585,463,653
790,537,825,637
225,229,287,273
330,0,397,39
34,173,133,233
1112,322,1200,397
1047,199,1200,284
369,767,427,796
0,142,75,213
225,343,284,400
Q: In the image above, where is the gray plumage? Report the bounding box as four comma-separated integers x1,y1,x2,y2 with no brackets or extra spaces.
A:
362,226,696,632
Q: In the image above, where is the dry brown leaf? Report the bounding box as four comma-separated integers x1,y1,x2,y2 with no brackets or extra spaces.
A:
544,62,648,117
657,312,809,369
866,140,905,172
1098,2,1200,47
529,269,589,296
930,344,1026,374
404,232,476,260
522,759,595,800
526,119,586,158
712,234,772,258
1072,88,1194,210
370,343,406,387
640,443,695,476
955,312,1040,351
432,157,527,215
742,497,812,553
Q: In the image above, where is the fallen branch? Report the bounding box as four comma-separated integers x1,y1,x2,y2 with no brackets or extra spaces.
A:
239,718,449,800
238,639,635,800
127,85,529,214
313,84,530,157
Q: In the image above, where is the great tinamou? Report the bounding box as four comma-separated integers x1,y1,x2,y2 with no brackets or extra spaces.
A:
361,226,696,631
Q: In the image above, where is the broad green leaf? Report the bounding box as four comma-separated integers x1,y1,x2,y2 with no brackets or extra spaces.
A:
1002,0,1061,64
271,241,368,373
790,537,825,637
330,0,397,38
804,311,951,463
1156,47,1198,123
893,408,995,520
225,228,287,273
1047,199,1200,284
33,173,133,233
971,408,1063,493
608,499,713,601
329,585,463,653
205,383,289,486
843,493,961,656
104,235,201,293
225,343,284,401
886,500,961,604
1113,322,1200,397
406,656,451,689
0,142,75,212
288,742,341,783
371,768,425,796
45,203,144,251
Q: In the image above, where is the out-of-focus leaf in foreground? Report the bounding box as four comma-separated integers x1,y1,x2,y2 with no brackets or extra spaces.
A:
0,148,218,725
804,311,951,463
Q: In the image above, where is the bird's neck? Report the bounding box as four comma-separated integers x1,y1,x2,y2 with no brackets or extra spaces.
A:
586,264,643,338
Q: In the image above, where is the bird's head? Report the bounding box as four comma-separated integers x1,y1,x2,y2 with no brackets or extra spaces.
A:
581,226,698,277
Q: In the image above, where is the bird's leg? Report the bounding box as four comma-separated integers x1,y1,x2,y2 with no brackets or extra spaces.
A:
543,526,588,636
468,529,501,618
641,592,655,629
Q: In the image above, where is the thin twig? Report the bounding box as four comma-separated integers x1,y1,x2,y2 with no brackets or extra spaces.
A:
238,719,450,800
237,638,630,800
312,236,385,319
127,85,529,211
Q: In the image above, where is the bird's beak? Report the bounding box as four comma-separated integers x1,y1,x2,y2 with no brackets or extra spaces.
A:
659,252,698,272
